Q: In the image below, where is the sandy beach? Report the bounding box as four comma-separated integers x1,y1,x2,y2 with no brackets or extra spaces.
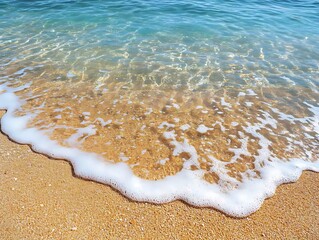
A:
1,0,319,239
0,110,318,239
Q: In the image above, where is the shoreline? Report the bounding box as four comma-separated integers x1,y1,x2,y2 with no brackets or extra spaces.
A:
0,111,318,239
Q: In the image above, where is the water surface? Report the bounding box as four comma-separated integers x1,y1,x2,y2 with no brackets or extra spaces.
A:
0,0,319,216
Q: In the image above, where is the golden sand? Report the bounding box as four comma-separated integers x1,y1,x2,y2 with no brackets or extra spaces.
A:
0,110,318,239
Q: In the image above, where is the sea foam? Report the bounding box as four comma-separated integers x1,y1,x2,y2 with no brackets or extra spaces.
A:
1,83,318,217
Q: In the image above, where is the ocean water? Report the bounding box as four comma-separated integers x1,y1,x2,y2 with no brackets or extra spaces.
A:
0,0,318,217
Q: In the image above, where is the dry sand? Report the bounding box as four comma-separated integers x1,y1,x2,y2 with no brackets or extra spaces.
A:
0,111,318,240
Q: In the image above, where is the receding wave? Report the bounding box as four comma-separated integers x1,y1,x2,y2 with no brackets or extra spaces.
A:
0,0,318,217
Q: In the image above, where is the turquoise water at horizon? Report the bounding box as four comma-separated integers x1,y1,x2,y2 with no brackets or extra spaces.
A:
1,0,319,90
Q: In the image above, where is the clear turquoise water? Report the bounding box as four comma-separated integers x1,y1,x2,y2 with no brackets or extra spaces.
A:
1,0,319,89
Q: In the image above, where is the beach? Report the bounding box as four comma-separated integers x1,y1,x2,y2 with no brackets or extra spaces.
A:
1,1,319,239
1,112,318,239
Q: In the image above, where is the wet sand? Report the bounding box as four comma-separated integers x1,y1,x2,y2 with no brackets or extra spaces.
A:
0,110,318,239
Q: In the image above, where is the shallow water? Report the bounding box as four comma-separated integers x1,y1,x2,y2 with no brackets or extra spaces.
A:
0,0,318,216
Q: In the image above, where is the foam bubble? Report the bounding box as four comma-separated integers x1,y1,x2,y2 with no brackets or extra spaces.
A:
180,124,190,131
196,124,213,134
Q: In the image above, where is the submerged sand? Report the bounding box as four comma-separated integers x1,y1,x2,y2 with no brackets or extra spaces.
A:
0,110,318,239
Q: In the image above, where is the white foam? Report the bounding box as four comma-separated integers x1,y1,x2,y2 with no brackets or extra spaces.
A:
158,158,169,165
67,71,76,78
65,125,96,147
220,97,232,109
212,121,226,132
163,130,176,140
158,121,175,129
96,118,112,127
231,122,239,127
0,83,318,217
55,114,62,120
257,111,277,129
196,124,213,134
247,89,257,96
180,124,190,131
245,102,253,107
172,103,180,109
173,118,180,123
